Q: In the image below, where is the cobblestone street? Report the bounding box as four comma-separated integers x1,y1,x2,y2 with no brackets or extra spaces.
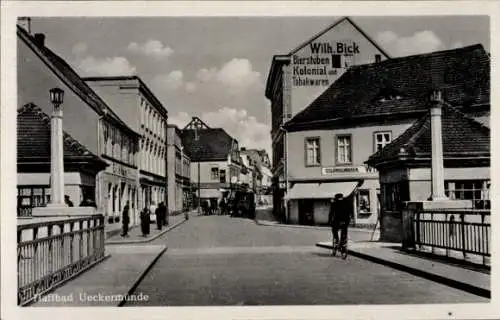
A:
125,214,487,306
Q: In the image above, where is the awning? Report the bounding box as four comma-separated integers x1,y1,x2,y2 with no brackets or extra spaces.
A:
200,189,221,198
285,181,360,200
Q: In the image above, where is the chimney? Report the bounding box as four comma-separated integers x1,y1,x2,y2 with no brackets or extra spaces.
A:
428,89,447,201
375,54,382,63
17,17,32,34
34,33,45,47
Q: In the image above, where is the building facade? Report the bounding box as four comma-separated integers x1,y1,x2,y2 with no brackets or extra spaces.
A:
17,25,141,225
282,44,490,226
265,17,391,220
366,101,490,242
182,117,242,209
84,76,168,212
167,124,191,215
240,149,273,205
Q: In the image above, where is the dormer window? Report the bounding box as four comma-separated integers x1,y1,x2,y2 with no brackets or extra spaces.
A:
374,85,404,103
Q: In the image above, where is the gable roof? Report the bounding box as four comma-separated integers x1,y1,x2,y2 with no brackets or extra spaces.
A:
17,103,107,167
181,127,237,162
17,26,140,138
265,16,390,99
365,104,490,167
285,44,490,131
288,17,391,57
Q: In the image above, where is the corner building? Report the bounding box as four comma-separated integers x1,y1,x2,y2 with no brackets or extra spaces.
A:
265,17,390,221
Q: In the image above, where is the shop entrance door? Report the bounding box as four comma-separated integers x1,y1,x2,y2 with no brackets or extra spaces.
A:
298,199,315,225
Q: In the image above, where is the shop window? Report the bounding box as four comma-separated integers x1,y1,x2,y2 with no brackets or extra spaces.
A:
305,137,321,166
374,131,392,152
336,134,352,164
357,190,371,217
220,170,226,183
211,167,219,180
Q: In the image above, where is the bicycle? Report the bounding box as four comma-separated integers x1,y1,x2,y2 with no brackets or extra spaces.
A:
331,240,348,260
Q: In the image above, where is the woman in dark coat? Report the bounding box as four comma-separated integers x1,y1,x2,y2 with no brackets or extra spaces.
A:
140,207,151,237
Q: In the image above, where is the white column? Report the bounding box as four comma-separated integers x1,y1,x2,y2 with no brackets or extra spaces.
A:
429,90,447,201
49,105,66,207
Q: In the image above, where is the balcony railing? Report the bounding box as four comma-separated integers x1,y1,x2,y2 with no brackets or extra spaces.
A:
17,215,106,306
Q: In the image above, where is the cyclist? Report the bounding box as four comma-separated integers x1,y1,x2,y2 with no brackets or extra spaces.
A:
328,193,350,255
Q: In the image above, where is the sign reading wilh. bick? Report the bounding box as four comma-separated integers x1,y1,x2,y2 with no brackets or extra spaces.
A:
292,40,360,87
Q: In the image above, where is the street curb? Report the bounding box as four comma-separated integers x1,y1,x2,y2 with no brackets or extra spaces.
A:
256,220,379,233
105,217,187,245
117,245,168,307
315,243,491,298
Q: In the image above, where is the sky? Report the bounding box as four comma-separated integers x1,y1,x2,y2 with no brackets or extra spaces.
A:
28,16,490,156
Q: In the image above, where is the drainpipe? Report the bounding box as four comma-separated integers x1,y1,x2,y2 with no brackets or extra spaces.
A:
280,127,289,223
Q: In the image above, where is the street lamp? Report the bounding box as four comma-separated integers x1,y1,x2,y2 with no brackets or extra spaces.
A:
49,87,64,109
49,87,66,206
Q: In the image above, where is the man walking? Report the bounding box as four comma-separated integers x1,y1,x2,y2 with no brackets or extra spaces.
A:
121,201,130,237
155,204,163,230
328,193,351,254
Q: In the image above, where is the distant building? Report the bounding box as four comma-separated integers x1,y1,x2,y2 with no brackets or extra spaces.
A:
366,103,490,241
282,44,490,226
265,17,390,221
84,76,168,213
167,124,191,215
17,24,141,225
181,117,242,208
240,148,273,205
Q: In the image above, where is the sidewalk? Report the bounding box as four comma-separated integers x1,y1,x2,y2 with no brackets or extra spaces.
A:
256,219,380,235
316,240,490,298
106,211,192,244
31,244,167,307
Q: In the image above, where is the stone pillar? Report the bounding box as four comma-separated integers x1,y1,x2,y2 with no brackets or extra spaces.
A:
429,90,447,201
48,103,66,208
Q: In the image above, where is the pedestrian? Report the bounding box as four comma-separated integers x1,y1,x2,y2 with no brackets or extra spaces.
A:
328,193,351,255
121,201,130,237
140,206,150,237
64,195,74,207
160,202,168,226
155,204,162,230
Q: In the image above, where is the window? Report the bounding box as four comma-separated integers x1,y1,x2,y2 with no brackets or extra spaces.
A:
374,132,392,152
336,135,352,164
382,182,409,211
17,186,50,213
211,167,219,180
445,180,489,203
332,54,341,68
220,169,226,183
305,137,321,166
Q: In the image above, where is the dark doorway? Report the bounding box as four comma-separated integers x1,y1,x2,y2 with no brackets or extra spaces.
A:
298,199,315,225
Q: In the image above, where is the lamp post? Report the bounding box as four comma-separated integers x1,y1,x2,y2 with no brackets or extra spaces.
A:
48,88,66,207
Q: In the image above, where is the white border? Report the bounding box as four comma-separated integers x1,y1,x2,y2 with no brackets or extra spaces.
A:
2,1,500,319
